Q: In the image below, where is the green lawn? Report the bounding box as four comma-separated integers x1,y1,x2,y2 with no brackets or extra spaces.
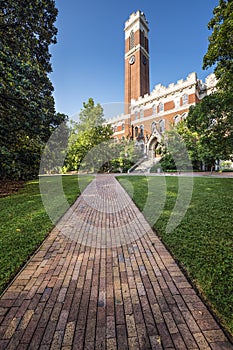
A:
117,175,233,335
0,175,93,294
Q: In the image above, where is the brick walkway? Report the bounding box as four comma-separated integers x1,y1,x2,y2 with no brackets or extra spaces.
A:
0,175,232,350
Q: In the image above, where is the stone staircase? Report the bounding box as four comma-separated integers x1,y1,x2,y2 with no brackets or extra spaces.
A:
128,156,161,174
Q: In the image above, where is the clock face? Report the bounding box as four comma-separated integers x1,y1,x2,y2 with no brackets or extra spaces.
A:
129,55,135,65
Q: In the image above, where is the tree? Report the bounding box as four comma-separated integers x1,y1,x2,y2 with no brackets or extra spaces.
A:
184,0,233,169
203,0,233,92
0,0,66,179
156,125,194,172
64,99,113,172
100,139,143,173
187,92,233,169
78,98,106,131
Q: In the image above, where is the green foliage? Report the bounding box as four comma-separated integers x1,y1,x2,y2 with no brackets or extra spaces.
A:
203,0,233,92
159,153,176,171
0,175,92,293
64,99,113,172
118,175,233,334
0,1,66,179
161,90,233,170
187,92,233,167
40,120,70,174
151,124,196,172
181,0,233,169
78,98,106,131
100,139,143,173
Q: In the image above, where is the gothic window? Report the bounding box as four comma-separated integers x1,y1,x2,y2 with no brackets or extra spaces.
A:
122,123,125,131
130,31,135,50
151,121,156,133
140,109,144,118
182,94,189,105
159,120,165,133
135,111,138,120
174,97,180,108
174,115,181,125
141,30,145,48
140,125,144,137
158,102,164,113
152,104,156,116
182,112,188,120
135,126,138,137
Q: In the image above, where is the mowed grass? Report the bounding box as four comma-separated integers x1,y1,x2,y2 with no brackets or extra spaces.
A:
0,175,93,294
117,175,233,335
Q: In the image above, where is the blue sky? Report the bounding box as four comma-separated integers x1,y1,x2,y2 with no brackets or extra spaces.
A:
50,0,219,119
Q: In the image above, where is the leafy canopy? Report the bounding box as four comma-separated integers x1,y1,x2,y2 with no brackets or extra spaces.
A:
203,0,233,91
0,0,66,179
187,92,233,165
64,99,113,172
180,0,233,168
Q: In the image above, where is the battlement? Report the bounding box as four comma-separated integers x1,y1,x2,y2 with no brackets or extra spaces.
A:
106,113,129,124
125,10,149,31
152,72,197,95
130,72,217,107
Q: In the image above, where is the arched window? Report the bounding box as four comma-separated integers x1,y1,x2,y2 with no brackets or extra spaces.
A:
140,109,144,118
182,112,188,121
141,30,145,48
140,124,144,137
174,115,181,125
151,122,156,134
135,126,138,137
159,120,165,133
152,104,156,116
174,97,180,108
122,123,125,131
182,94,189,105
130,30,135,50
134,111,138,120
158,102,164,113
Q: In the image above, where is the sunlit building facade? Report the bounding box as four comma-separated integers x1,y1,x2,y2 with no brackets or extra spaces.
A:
107,11,217,158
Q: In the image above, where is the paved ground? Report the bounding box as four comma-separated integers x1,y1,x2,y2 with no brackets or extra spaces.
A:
0,175,232,350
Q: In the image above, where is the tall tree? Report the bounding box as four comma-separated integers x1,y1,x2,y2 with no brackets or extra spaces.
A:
64,99,113,173
203,0,233,91
0,0,66,179
184,0,233,169
187,92,233,168
77,98,106,131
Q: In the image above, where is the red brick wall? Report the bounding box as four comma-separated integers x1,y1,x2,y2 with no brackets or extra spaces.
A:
164,100,175,111
124,29,150,113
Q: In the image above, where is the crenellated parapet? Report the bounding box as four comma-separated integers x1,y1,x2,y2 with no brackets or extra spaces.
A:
124,10,149,35
131,72,196,107
130,72,217,111
106,113,129,124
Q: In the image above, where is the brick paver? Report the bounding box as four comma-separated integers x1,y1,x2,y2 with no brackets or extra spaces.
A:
0,175,232,349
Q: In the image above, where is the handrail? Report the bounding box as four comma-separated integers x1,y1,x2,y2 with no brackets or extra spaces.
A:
127,156,146,173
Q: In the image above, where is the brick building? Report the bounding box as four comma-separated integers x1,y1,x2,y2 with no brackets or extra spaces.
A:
107,11,217,158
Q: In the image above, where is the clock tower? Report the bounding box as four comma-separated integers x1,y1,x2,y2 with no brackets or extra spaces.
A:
124,11,150,113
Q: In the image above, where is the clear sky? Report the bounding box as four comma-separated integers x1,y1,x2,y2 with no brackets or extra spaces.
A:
49,0,219,120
